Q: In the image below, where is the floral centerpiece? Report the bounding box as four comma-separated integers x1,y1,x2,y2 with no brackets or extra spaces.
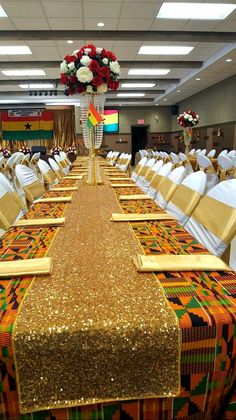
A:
60,43,120,95
0,147,11,158
18,145,31,155
177,110,199,154
50,145,62,155
66,146,77,155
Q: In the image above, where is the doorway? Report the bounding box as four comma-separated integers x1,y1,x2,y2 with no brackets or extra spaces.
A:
131,125,149,165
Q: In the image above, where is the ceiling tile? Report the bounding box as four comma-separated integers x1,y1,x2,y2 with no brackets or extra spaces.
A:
83,1,122,18
2,1,45,17
11,18,50,30
118,18,153,30
120,2,160,18
0,19,16,29
48,18,83,30
42,1,82,17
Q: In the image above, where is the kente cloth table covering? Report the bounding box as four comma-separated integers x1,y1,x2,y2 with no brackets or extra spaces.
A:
0,167,236,420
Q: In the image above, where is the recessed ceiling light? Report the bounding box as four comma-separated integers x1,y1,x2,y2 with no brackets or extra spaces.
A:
2,69,46,76
0,46,32,55
121,83,155,88
97,22,104,27
0,5,7,17
226,58,232,62
19,83,54,89
196,78,201,81
155,104,159,106
177,90,181,92
139,46,193,55
128,69,170,75
67,40,74,44
117,93,145,97
157,2,236,20
163,98,167,101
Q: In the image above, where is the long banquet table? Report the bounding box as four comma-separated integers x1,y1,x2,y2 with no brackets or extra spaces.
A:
0,160,235,420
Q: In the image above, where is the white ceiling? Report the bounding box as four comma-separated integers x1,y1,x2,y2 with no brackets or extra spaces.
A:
0,0,235,106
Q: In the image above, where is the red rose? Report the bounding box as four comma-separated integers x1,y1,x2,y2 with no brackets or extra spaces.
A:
67,87,75,95
101,49,108,59
69,75,77,83
107,79,119,90
65,54,76,63
89,49,97,58
92,76,103,87
60,73,67,84
85,44,96,49
76,85,86,93
77,51,83,59
98,66,110,78
107,51,116,61
89,60,100,72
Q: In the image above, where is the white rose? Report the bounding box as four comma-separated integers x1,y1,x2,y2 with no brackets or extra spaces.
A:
184,114,189,119
109,60,120,75
189,116,193,121
97,83,108,94
96,47,103,54
84,48,91,55
76,66,93,83
72,49,79,56
86,85,94,94
80,55,92,66
60,60,68,73
68,62,75,71
102,58,109,65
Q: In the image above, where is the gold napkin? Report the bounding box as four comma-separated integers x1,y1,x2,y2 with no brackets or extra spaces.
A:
51,187,78,191
64,176,83,180
119,194,151,201
13,217,65,227
36,196,72,203
111,183,136,187
133,254,231,272
0,257,52,277
111,213,175,222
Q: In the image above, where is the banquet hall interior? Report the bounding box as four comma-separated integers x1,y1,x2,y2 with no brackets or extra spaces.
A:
0,1,236,420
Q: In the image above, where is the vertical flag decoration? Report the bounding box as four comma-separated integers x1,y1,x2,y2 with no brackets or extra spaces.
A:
103,109,119,133
2,110,54,141
87,102,103,128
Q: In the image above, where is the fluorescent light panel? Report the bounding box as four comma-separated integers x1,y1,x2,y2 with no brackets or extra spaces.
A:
2,70,46,76
0,5,7,17
117,93,145,97
157,2,236,20
121,83,155,88
0,46,32,55
19,83,54,89
128,69,170,75
139,46,193,55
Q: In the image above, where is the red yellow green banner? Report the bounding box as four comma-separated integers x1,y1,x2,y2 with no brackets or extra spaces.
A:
87,103,103,128
2,110,54,141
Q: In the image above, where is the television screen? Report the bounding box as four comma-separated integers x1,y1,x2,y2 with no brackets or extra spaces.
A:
103,109,119,133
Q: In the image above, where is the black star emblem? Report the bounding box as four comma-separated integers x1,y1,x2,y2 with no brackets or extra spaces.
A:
24,122,32,130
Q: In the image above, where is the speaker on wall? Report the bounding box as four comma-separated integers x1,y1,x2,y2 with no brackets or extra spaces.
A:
31,146,46,155
171,105,179,115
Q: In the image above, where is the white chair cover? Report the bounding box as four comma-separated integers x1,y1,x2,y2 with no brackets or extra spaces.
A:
37,158,57,185
197,154,218,192
170,152,180,164
136,158,155,188
207,149,216,158
166,171,207,225
142,160,164,193
55,154,69,174
227,150,236,158
0,172,26,219
188,149,196,156
178,153,193,176
148,162,173,200
131,157,148,182
185,179,236,256
200,149,207,155
155,166,186,209
218,149,228,157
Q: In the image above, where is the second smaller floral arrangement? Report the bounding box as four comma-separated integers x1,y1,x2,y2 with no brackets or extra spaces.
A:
50,145,62,155
19,145,31,155
0,147,11,158
66,146,77,155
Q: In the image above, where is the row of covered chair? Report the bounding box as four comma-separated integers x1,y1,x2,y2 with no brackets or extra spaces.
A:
106,151,131,172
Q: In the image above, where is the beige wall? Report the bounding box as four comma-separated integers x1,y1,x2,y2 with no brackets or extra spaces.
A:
171,74,236,132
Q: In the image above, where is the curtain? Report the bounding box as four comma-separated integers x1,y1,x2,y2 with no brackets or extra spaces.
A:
53,108,76,149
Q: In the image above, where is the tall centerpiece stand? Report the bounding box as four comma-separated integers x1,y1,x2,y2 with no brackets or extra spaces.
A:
177,110,200,155
60,44,120,185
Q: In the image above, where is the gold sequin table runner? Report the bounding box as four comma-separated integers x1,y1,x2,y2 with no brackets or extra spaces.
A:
13,175,180,414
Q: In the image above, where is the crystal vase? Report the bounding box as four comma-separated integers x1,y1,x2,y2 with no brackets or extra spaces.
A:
80,93,106,185
183,127,192,155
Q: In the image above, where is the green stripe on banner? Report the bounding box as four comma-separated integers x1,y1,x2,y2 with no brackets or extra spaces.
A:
3,130,53,141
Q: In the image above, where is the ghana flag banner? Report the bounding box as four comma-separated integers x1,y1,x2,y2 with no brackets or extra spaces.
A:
2,110,54,141
87,102,103,128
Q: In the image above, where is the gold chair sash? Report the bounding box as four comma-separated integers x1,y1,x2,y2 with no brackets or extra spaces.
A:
0,192,23,229
158,178,178,202
138,165,150,177
24,181,45,202
192,195,236,243
44,169,57,184
133,254,231,272
170,185,202,217
146,169,155,182
150,174,164,191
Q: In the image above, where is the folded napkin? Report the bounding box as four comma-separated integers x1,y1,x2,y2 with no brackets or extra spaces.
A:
64,176,83,180
36,197,72,203
0,257,52,277
119,194,150,201
111,213,175,222
111,183,136,187
109,177,132,181
13,217,65,227
133,254,231,272
51,187,78,191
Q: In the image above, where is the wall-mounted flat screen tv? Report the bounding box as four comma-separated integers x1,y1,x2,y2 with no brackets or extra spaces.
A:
103,109,119,133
